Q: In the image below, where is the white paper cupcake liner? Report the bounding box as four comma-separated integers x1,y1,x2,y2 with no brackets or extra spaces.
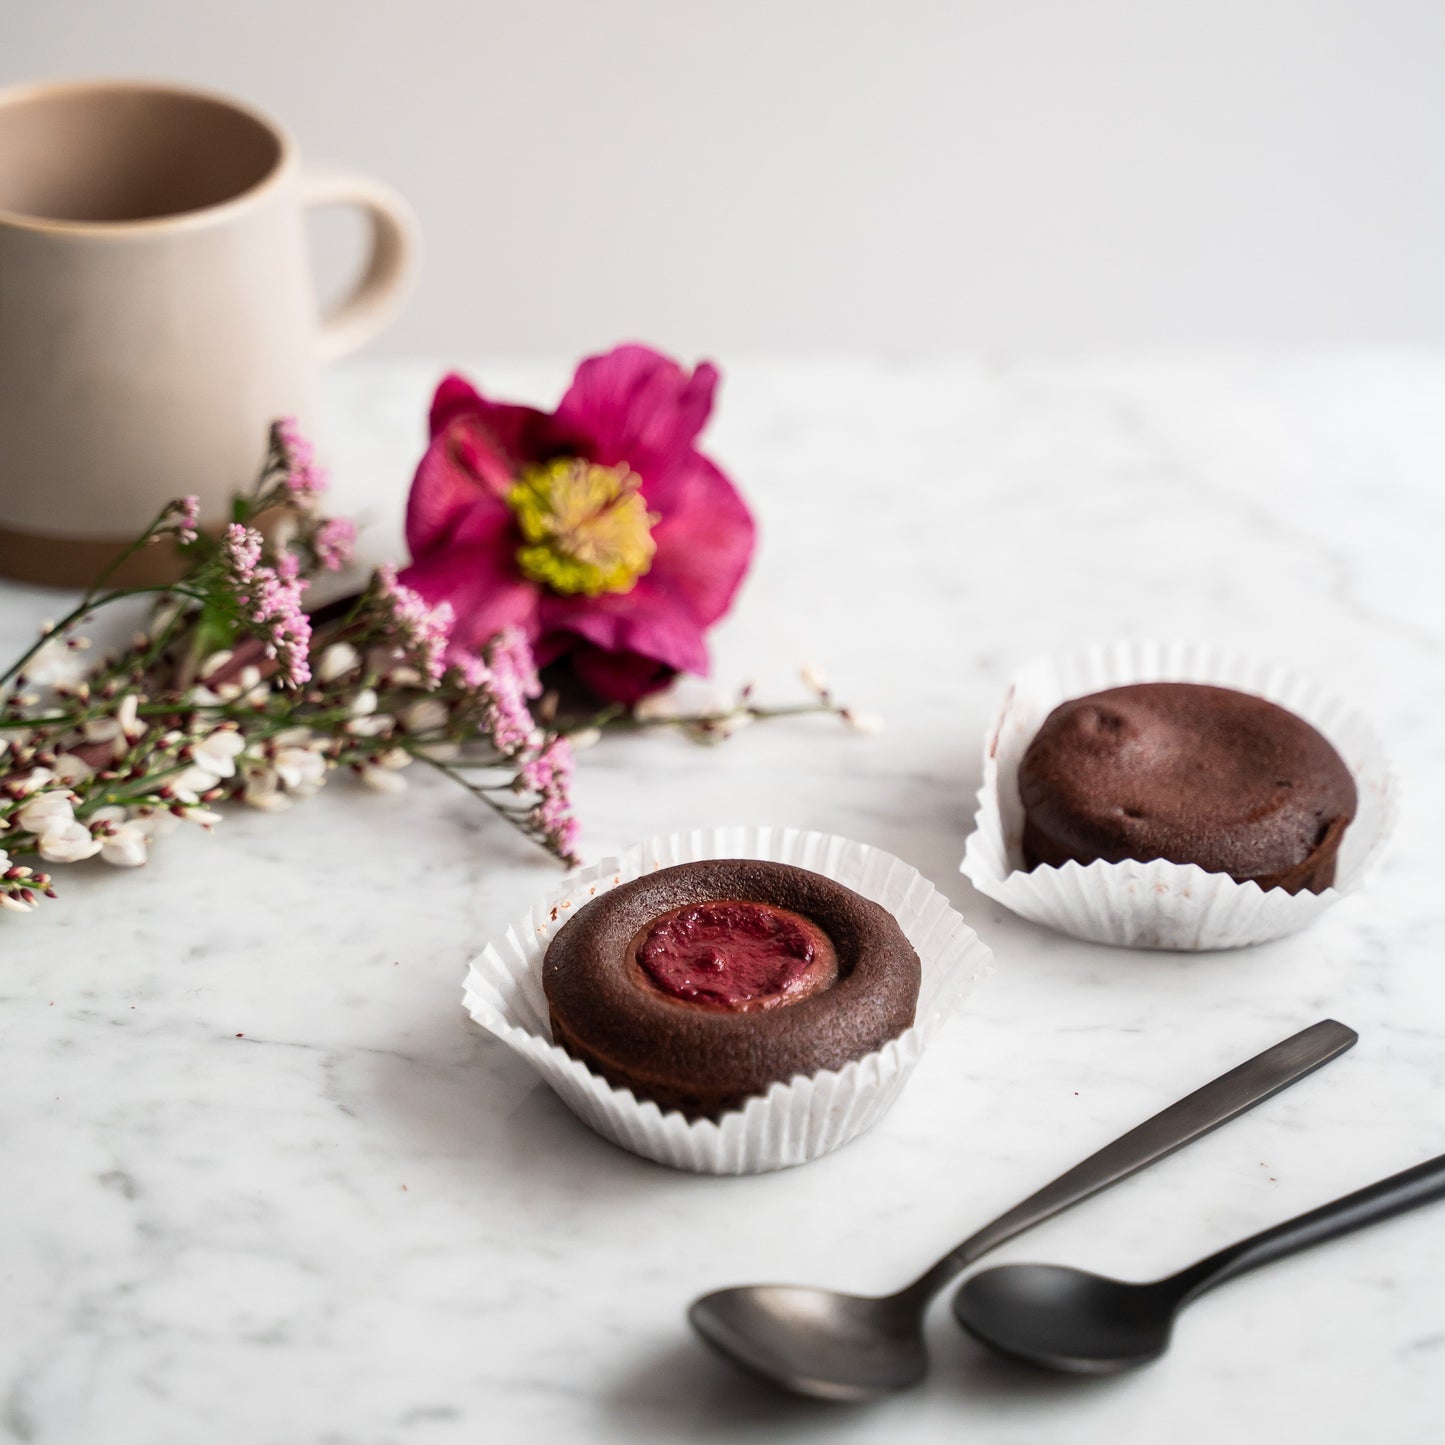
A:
960,641,1396,951
463,826,994,1174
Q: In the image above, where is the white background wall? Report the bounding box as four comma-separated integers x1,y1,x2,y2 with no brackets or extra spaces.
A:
5,1,1445,358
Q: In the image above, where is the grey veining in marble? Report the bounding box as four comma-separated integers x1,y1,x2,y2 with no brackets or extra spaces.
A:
2,355,1443,1444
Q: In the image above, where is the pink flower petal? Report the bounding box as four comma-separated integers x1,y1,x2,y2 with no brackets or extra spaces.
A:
406,423,513,561
645,452,756,628
428,373,485,435
428,372,559,459
540,582,711,678
555,345,719,487
408,376,568,559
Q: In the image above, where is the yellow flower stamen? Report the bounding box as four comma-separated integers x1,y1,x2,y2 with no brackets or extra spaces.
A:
508,458,658,596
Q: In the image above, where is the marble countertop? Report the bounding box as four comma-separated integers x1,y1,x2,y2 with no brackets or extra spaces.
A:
3,354,1443,1445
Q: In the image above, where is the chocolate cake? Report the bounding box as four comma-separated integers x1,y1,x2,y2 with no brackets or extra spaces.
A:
542,860,921,1119
1018,682,1356,894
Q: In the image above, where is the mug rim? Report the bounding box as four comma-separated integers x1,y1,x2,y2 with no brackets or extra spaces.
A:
0,76,297,236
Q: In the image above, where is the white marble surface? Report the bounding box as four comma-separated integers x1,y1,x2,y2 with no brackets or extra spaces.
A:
3,355,1443,1445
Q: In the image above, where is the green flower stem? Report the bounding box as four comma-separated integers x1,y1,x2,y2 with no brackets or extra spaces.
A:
413,754,538,822
72,761,195,818
570,703,628,730
416,746,510,771
0,585,211,692
572,700,842,737
76,500,184,608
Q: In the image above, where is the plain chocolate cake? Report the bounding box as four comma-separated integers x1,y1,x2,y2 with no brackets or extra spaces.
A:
1018,682,1356,894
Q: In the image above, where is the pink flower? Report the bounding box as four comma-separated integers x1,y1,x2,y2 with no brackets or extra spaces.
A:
221,524,312,687
519,734,573,795
374,564,453,687
520,734,577,860
458,627,543,756
160,495,201,545
399,345,756,704
487,627,541,701
314,516,357,572
535,801,580,865
274,418,329,501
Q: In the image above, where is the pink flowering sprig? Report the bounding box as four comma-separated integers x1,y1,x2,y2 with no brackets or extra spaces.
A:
234,417,355,576
214,524,313,688
389,629,581,863
249,417,331,513
152,416,357,691
370,565,453,687
259,571,583,861
271,418,329,504
312,516,358,573
0,416,351,720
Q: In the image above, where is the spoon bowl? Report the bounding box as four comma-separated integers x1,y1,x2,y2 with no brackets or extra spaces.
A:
955,1266,1175,1373
954,1151,1445,1374
688,1286,927,1400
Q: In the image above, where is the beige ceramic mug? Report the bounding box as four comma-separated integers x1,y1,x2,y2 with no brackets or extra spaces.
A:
0,78,418,586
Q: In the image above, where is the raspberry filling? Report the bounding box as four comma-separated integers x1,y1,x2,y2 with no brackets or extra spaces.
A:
634,900,838,1010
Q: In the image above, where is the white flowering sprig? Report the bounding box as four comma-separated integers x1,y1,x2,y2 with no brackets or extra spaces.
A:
0,421,876,917
0,421,582,913
553,665,877,748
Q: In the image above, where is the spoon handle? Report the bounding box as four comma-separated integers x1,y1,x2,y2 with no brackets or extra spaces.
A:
905,1019,1356,1303
1170,1152,1445,1304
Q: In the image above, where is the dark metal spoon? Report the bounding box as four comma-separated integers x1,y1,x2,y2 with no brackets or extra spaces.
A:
954,1151,1445,1373
688,1019,1356,1400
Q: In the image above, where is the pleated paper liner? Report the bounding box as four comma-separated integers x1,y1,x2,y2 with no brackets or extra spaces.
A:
960,641,1396,951
463,826,994,1174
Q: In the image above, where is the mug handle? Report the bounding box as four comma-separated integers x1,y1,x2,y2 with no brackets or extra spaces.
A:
303,164,419,363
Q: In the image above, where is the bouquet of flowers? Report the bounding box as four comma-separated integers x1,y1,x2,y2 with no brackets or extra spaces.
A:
0,346,867,915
